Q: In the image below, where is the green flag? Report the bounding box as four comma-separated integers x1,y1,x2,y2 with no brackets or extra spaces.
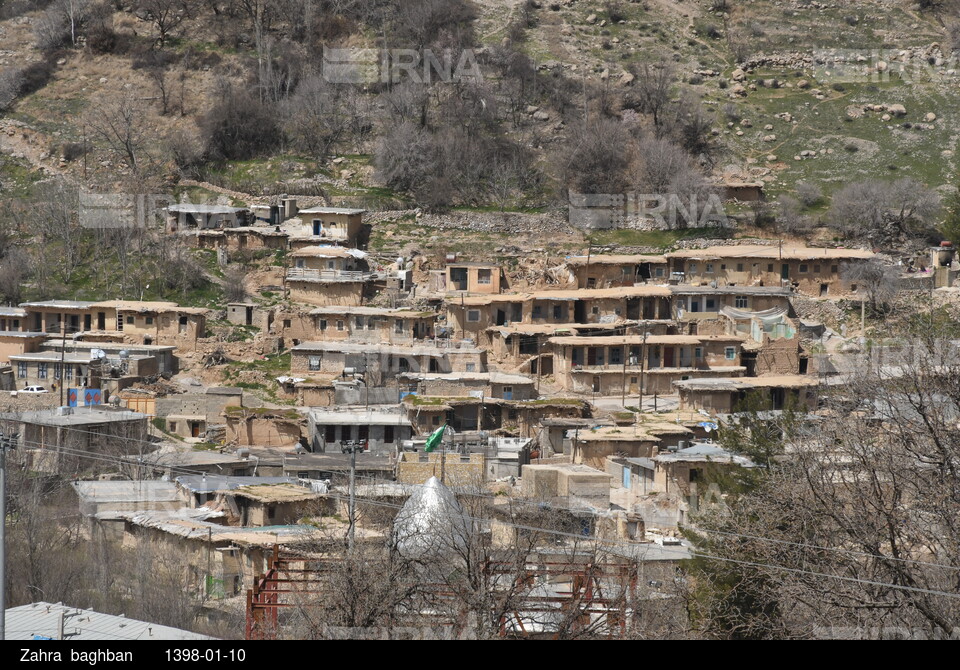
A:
424,424,446,453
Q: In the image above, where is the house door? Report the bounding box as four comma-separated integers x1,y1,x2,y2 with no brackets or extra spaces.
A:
191,422,201,438
97,312,106,330
623,467,631,489
313,220,322,236
592,376,601,393
83,314,91,331
781,263,790,280
626,298,640,320
664,347,675,367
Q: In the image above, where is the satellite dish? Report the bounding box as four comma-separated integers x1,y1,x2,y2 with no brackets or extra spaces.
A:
119,350,129,359
90,349,107,361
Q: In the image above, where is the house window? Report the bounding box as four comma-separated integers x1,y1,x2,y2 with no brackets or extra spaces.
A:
126,316,134,325
145,317,153,325
38,362,48,379
630,377,638,384
553,304,562,320
532,305,542,319
695,347,703,359
467,310,481,323
720,264,727,271
465,363,476,372
799,264,808,273
325,425,337,443
655,268,664,277
736,263,744,272
433,416,441,426
689,263,698,273
17,362,26,378
831,265,839,273
767,264,774,272
706,298,716,311
477,269,492,284
610,347,622,365
355,317,364,329
735,296,748,309
319,319,328,331
706,263,714,274
283,319,291,328
725,347,736,360
394,320,404,334
337,320,344,331
591,306,600,315
813,264,821,274
54,363,62,379
65,365,73,381
309,356,321,371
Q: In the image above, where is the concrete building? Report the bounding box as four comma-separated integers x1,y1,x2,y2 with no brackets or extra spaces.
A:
306,407,412,454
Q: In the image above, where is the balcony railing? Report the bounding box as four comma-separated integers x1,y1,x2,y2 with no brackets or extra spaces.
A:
286,268,381,282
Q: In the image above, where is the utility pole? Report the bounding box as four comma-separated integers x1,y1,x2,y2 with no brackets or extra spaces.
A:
59,321,68,407
344,441,362,553
0,431,17,641
638,331,650,413
620,338,628,408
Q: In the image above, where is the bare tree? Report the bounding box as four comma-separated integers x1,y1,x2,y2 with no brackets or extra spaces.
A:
830,178,941,244
690,339,960,639
135,0,190,46
629,57,676,133
842,258,900,314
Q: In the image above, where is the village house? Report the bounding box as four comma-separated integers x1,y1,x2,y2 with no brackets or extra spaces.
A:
227,302,273,329
285,246,382,306
9,349,157,393
396,451,486,486
403,394,588,437
291,207,366,247
549,334,747,395
398,370,536,400
444,262,505,294
19,405,149,474
224,406,304,448
165,203,252,231
306,407,412,454
665,244,875,297
20,300,95,334
445,286,674,348
42,340,178,376
572,421,695,471
85,301,209,347
174,476,321,527
155,387,244,440
290,340,486,380
0,306,26,331
294,306,437,344
673,375,819,414
0,331,48,364
564,254,670,288
129,448,257,479
670,285,793,321
73,479,182,517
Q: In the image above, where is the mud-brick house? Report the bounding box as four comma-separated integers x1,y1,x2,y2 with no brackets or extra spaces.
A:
290,340,486,380
564,254,670,289
666,244,875,297
165,203,252,231
572,421,695,471
302,306,437,344
223,406,304,447
86,301,209,347
293,207,366,247
673,375,819,414
285,247,381,306
444,262,505,294
549,334,747,395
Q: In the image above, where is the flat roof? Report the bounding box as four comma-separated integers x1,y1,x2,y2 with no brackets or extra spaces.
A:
72,480,180,503
176,475,294,493
450,285,673,306
667,244,875,261
290,245,367,258
548,334,745,346
398,371,534,385
673,374,818,392
0,331,47,339
90,300,209,315
670,285,793,296
5,602,215,641
166,204,247,214
20,300,95,310
298,207,365,215
292,341,482,355
0,307,27,317
308,306,436,318
20,407,148,427
308,409,411,426
566,254,668,265
230,483,320,504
